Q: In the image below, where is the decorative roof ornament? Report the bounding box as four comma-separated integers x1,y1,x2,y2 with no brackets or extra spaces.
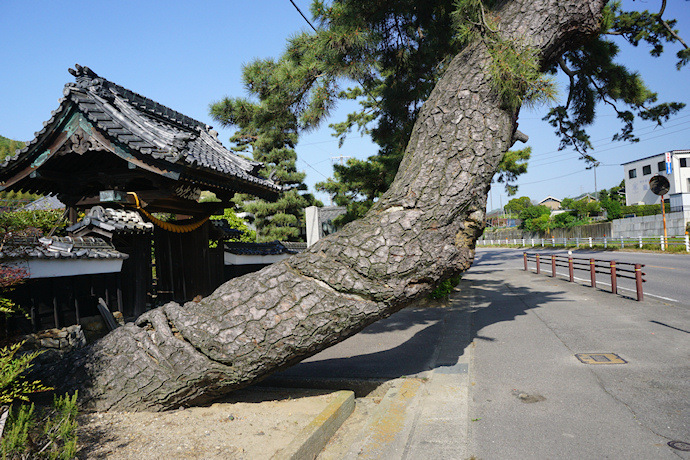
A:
67,64,112,100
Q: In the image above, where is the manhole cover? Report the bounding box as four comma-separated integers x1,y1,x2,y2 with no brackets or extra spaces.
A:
668,441,690,451
575,353,627,364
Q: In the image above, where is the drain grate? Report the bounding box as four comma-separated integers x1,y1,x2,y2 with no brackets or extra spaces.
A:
575,353,627,364
668,441,690,452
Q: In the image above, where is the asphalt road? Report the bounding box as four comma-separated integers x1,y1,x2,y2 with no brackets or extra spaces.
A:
467,248,690,459
476,247,690,306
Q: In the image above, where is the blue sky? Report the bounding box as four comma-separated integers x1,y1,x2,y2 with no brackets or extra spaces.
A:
1,1,688,210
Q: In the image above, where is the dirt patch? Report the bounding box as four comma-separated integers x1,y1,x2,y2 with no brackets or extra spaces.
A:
76,387,337,460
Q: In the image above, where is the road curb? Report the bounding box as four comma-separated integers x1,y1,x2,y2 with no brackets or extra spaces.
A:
272,389,355,460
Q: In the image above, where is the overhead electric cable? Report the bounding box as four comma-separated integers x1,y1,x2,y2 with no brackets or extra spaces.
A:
289,0,316,31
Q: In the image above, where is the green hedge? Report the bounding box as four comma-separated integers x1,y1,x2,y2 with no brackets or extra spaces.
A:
620,203,669,217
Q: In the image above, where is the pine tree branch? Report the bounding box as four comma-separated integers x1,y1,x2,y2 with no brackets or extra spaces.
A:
557,56,577,110
656,0,689,51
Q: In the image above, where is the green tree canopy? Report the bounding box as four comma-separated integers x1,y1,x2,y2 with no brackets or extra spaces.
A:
209,56,323,242
504,196,533,216
212,0,686,228
0,135,25,161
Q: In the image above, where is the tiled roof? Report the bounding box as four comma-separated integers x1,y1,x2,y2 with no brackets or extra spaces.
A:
318,206,347,223
224,241,298,256
1,65,281,198
67,206,154,235
210,219,244,240
20,195,65,211
279,241,307,253
0,236,128,260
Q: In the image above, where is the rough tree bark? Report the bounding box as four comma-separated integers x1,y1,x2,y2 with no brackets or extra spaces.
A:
45,0,605,411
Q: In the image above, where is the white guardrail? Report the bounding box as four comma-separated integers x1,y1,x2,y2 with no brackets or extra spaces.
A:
479,234,690,252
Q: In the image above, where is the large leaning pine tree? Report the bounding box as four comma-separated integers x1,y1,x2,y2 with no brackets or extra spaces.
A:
41,0,686,411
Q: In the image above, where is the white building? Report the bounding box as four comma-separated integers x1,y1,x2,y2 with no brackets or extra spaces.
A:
622,149,690,210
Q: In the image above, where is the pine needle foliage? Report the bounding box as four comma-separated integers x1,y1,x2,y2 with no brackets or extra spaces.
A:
0,342,52,405
212,0,687,222
1,392,79,460
451,0,557,110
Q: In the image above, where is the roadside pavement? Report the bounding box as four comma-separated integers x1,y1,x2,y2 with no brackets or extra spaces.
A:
265,247,690,459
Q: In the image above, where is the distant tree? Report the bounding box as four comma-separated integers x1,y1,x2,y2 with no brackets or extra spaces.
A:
210,208,256,243
210,60,322,242
561,198,601,218
598,179,626,217
0,135,25,160
518,205,551,230
504,196,533,216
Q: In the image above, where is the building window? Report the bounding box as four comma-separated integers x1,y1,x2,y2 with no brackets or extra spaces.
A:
681,158,688,167
642,165,651,175
629,169,637,179
658,161,665,172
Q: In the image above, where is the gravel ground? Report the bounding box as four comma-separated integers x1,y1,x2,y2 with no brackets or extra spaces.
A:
76,387,337,460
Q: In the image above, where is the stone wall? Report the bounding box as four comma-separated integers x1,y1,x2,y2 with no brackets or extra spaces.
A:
21,324,87,355
612,211,690,238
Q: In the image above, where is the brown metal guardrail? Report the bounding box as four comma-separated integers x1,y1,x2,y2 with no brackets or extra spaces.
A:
523,252,646,301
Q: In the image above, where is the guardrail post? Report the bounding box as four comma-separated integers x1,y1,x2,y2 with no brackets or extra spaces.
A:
604,237,607,249
551,255,556,277
541,238,544,247
589,258,596,288
530,238,534,247
522,238,525,246
686,234,689,252
660,235,665,251
535,254,540,274
576,237,579,248
568,254,574,282
552,237,555,247
639,236,642,248
523,252,528,271
589,237,592,248
620,237,624,249
610,261,617,295
635,264,644,301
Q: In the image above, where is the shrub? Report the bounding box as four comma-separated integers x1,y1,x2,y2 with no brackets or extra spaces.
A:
429,275,462,299
1,392,79,460
620,203,669,217
0,341,78,460
0,210,66,236
0,341,52,405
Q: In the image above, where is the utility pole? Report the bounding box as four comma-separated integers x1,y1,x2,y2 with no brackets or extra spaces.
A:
330,155,352,165
587,161,600,200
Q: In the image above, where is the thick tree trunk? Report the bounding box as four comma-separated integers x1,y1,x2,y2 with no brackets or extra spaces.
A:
45,0,605,411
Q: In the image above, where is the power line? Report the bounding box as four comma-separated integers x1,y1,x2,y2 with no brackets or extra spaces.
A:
298,158,329,179
527,114,690,160
288,0,316,31
527,119,690,166
517,169,587,186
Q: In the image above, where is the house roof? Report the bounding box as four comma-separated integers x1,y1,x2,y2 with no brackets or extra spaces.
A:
67,206,154,236
538,196,561,204
210,219,244,240
0,235,128,260
569,192,596,202
224,240,298,256
0,65,281,208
